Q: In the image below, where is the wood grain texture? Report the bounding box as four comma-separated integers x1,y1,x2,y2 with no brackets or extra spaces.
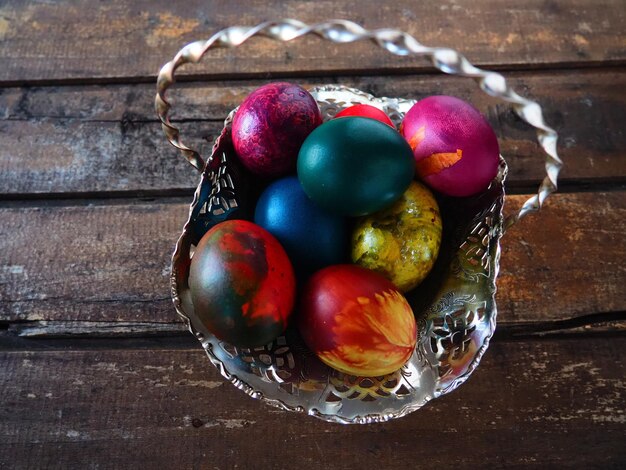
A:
1,69,625,197
1,192,624,326
0,0,625,85
0,337,624,468
500,192,626,320
7,321,187,338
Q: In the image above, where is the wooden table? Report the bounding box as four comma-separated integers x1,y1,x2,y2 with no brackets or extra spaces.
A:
1,1,625,468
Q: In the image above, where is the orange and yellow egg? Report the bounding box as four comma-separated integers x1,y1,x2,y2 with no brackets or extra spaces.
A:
298,265,417,377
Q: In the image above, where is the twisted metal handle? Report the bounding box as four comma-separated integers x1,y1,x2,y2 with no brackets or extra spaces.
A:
155,19,562,228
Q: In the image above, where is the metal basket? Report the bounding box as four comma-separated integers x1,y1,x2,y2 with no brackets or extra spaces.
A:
155,20,562,424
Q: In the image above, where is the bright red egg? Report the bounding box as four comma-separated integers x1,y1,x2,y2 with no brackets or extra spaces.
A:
335,103,395,128
188,220,296,347
232,82,322,178
298,265,417,377
400,95,500,197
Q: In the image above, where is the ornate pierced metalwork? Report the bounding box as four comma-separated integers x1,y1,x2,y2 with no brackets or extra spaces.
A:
168,86,505,423
186,111,247,244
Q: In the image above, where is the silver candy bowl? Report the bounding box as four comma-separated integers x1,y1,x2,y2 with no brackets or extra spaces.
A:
156,20,562,424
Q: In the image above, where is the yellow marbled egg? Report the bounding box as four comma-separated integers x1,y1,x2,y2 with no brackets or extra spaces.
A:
351,181,442,292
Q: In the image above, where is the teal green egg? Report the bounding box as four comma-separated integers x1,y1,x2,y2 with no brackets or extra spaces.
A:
297,117,415,217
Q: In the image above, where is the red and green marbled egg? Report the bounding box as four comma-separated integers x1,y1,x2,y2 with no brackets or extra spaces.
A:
189,220,296,347
298,265,417,377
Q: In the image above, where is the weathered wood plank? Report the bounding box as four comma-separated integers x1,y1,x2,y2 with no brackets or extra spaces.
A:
500,193,626,321
0,0,625,85
0,192,624,326
0,337,624,468
0,119,217,196
7,320,187,338
0,200,185,324
1,69,625,196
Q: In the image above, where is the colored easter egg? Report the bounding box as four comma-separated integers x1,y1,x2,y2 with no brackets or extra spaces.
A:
232,82,322,177
335,104,395,127
254,176,347,278
298,265,417,377
351,181,442,292
297,117,415,217
188,220,296,347
400,95,500,197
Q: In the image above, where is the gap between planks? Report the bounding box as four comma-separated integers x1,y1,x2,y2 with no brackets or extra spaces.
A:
1,179,625,207
3,312,625,344
2,61,626,90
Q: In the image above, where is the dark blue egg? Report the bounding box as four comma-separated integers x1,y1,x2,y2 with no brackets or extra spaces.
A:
254,176,347,277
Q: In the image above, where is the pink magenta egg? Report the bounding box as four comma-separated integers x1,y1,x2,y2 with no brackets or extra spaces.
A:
232,82,322,178
400,95,500,197
335,104,395,128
